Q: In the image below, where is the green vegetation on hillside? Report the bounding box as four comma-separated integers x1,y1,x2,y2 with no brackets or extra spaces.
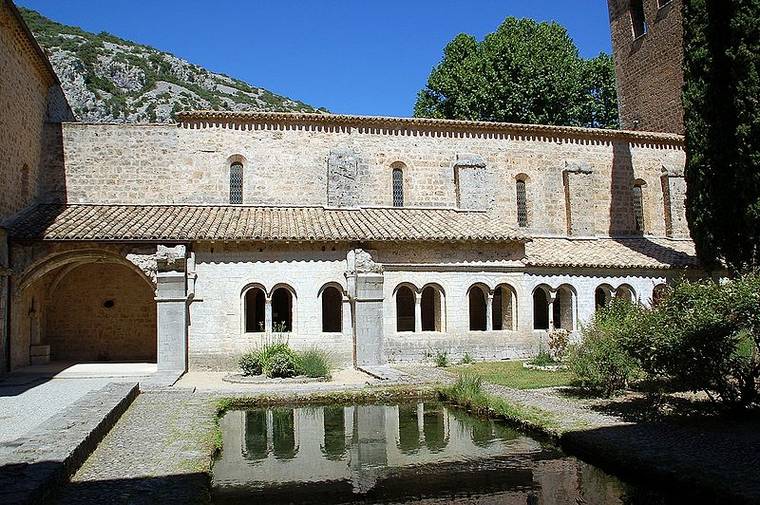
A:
19,7,322,122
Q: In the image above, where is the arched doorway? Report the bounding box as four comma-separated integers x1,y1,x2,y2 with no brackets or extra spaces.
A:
12,257,156,368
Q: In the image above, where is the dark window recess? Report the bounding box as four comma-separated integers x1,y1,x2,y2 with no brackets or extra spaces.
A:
230,162,243,204
103,300,115,309
516,180,528,227
392,168,404,207
632,184,645,233
631,0,648,38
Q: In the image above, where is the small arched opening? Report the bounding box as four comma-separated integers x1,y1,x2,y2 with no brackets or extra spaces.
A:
468,285,488,331
532,286,550,330
652,283,669,307
595,284,614,311
271,286,294,332
615,284,636,303
396,285,416,332
492,284,516,331
553,285,575,331
244,286,266,333
320,285,343,333
421,284,444,332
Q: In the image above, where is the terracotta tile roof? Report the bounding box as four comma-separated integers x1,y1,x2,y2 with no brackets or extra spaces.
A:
176,111,684,145
525,237,698,270
6,204,528,243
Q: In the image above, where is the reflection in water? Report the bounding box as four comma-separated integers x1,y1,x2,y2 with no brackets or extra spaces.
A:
243,411,267,461
215,402,673,505
271,408,297,460
322,406,345,461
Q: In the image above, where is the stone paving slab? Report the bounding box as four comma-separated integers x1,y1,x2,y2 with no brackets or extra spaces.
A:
0,382,138,505
49,391,218,505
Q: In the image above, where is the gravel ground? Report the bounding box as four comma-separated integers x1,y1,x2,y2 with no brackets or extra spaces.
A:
49,391,218,505
0,377,114,446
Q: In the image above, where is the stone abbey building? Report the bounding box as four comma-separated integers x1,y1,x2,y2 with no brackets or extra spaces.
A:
0,0,695,374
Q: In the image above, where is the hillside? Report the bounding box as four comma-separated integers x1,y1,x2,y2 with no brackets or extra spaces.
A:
19,7,323,122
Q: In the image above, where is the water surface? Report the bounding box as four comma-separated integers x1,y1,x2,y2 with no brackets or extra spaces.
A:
213,402,672,504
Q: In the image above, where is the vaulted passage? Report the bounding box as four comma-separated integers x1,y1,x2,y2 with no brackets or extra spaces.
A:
396,286,415,332
468,287,487,331
44,262,156,362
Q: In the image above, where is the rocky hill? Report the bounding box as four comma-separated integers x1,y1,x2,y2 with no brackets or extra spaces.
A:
19,7,323,122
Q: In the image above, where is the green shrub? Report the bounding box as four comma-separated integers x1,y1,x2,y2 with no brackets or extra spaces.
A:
434,350,449,368
239,351,262,376
298,348,333,379
626,275,760,408
265,350,299,378
567,299,644,396
529,349,557,367
448,373,484,402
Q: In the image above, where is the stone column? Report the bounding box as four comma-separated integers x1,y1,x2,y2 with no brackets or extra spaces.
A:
265,296,273,334
547,292,556,330
155,246,189,372
414,292,422,333
486,292,494,331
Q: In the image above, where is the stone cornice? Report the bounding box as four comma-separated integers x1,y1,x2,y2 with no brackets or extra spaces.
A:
176,110,685,146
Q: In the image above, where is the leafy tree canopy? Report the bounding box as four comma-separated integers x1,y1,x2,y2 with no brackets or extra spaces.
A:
414,17,619,128
683,0,760,273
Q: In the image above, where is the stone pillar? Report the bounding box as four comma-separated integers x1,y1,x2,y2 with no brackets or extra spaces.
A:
341,294,352,336
155,246,189,372
414,292,422,333
265,296,273,333
346,249,385,366
486,292,494,331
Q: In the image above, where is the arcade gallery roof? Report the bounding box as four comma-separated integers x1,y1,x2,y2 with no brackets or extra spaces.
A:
6,204,698,269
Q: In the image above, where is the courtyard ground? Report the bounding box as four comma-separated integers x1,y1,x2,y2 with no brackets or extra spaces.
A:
3,361,758,504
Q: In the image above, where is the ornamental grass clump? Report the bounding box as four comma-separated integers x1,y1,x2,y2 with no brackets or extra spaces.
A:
298,348,333,380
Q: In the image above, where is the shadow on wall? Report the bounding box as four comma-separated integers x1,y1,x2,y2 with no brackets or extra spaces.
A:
609,140,698,269
609,141,636,237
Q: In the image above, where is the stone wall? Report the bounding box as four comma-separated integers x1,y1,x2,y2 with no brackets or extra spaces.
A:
187,241,680,369
54,120,687,238
608,0,684,134
0,1,70,221
45,262,156,362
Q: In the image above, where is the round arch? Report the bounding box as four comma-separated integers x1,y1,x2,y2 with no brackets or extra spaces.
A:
270,284,297,333
420,283,446,332
493,283,517,331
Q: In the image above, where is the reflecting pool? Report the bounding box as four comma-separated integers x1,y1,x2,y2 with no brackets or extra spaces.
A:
213,402,671,504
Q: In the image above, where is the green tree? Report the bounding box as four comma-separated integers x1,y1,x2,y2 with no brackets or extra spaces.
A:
683,0,760,272
414,17,619,128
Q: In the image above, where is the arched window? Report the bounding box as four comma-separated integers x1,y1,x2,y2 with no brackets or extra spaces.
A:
595,286,612,310
321,286,342,333
392,167,404,207
516,179,528,227
245,287,266,332
421,285,444,332
554,286,575,331
615,285,635,302
632,182,645,233
468,286,487,331
492,285,515,331
533,288,550,330
271,287,293,332
652,283,668,306
396,286,415,332
230,162,244,204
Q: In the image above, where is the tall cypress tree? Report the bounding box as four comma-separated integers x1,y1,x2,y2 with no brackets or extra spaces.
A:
683,0,760,273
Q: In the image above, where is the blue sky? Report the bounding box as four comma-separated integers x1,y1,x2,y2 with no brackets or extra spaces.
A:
17,1,613,117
